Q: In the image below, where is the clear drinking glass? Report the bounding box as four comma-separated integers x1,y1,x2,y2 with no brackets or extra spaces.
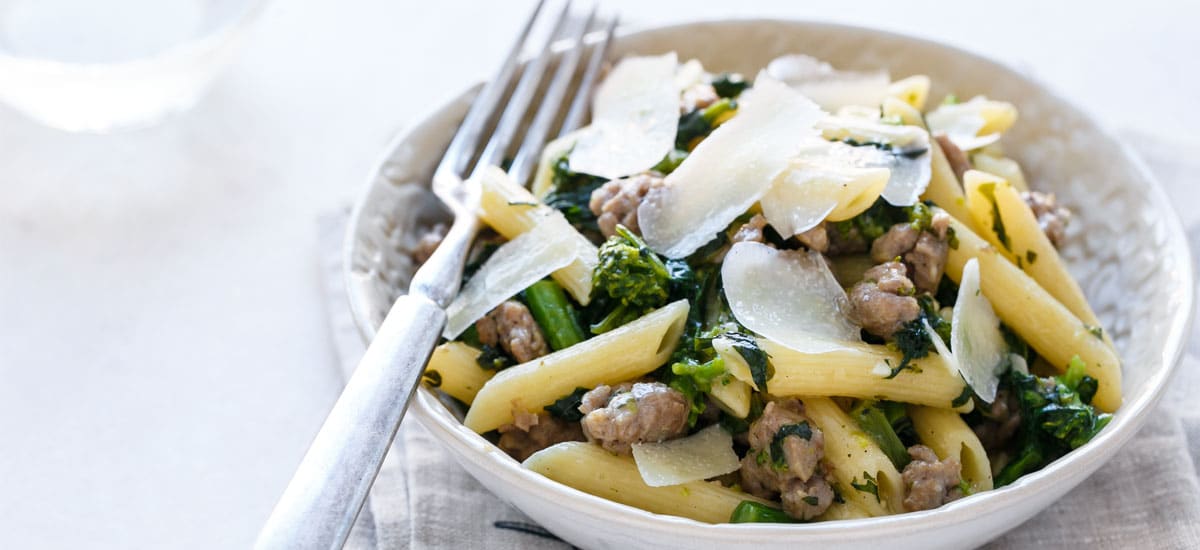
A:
0,0,264,132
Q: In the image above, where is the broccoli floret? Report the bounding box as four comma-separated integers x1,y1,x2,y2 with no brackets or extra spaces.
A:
994,355,1112,486
587,226,671,334
543,153,607,235
834,198,936,246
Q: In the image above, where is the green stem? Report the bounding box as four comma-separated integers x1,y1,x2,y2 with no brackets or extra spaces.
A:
850,400,912,470
523,279,587,350
729,501,795,523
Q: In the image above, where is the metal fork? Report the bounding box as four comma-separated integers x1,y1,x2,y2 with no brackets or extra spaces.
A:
254,2,617,549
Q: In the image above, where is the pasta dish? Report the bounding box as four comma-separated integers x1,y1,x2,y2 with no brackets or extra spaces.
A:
409,53,1119,523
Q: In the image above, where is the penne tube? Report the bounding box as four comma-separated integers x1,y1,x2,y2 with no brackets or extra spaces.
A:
709,375,752,418
922,138,976,232
424,342,492,405
523,441,774,524
477,165,598,305
801,397,905,516
907,406,993,493
763,340,971,412
464,300,689,433
961,170,1105,335
970,155,1029,192
940,212,1122,412
886,75,932,111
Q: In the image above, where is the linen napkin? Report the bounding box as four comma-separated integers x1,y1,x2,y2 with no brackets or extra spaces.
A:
321,132,1200,549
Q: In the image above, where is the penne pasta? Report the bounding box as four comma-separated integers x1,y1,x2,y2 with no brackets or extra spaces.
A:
464,300,690,433
961,170,1105,335
886,75,932,111
907,406,993,493
881,97,924,127
424,342,492,405
801,397,905,516
763,340,971,412
922,138,976,232
970,154,1029,192
477,165,598,305
709,375,752,418
523,441,774,524
940,212,1122,412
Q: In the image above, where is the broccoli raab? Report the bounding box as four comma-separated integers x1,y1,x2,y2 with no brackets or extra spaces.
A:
887,295,950,379
676,98,738,150
543,153,607,235
834,198,933,245
586,226,673,334
994,356,1112,486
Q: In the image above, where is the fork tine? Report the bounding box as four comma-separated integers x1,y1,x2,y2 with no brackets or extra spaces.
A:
558,15,617,136
473,0,574,175
433,0,546,183
507,5,597,186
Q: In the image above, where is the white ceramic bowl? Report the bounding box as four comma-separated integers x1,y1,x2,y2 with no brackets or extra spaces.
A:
345,19,1194,550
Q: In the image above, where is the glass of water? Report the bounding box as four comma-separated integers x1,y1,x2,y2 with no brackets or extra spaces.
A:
0,0,265,132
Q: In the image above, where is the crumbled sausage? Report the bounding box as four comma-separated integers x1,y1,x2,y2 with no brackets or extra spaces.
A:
411,223,449,266
972,388,1022,451
498,404,585,461
868,215,951,294
680,82,719,114
906,231,949,294
738,399,834,520
475,301,550,363
848,261,920,339
589,172,663,238
579,382,689,455
1022,190,1071,248
796,224,829,253
934,134,971,182
825,222,868,256
870,223,920,264
731,213,769,245
901,444,964,512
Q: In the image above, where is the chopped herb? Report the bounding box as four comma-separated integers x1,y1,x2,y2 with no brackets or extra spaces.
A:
952,385,974,408
543,387,590,422
1026,250,1038,265
957,479,973,496
802,495,820,506
977,182,1011,251
422,369,442,387
946,226,960,250
770,422,814,468
720,331,772,392
476,344,515,371
851,472,881,502
711,72,750,98
1084,324,1104,340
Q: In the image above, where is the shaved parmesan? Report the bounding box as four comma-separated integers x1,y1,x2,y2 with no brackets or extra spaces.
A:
923,317,959,375
761,139,890,237
926,96,1018,152
766,54,890,111
639,73,823,258
443,222,576,338
950,258,1008,402
568,53,679,179
632,425,740,487
817,115,933,206
722,242,861,353
674,58,709,91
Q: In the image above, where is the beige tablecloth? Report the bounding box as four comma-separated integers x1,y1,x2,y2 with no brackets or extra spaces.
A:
322,132,1200,549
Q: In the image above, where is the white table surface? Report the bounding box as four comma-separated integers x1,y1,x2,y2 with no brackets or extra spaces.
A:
1,1,1197,548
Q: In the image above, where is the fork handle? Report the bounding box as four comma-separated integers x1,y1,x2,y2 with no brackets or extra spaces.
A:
255,292,444,549
256,208,481,549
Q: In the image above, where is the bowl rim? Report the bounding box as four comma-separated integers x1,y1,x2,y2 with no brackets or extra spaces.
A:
343,16,1196,539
